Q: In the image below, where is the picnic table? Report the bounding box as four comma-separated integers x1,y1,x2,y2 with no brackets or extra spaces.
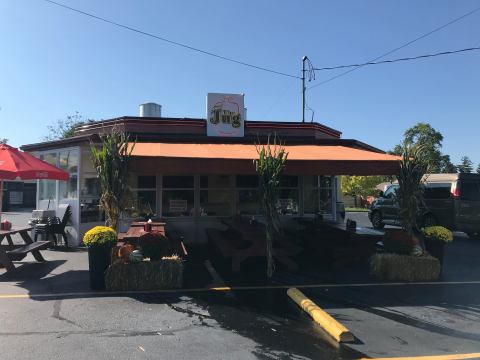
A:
118,223,187,257
0,227,51,272
207,218,302,272
316,221,384,267
129,221,166,228
119,224,166,241
323,222,384,237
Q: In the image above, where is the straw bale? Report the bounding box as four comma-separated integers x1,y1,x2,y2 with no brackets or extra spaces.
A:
370,253,440,282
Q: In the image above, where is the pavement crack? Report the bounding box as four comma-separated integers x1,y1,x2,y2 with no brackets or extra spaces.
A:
52,299,81,328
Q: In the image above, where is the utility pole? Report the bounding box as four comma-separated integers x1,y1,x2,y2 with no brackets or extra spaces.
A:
302,56,307,123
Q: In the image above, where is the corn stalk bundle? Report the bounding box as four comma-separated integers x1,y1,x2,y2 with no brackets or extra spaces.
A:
396,142,429,237
254,135,288,278
90,127,135,231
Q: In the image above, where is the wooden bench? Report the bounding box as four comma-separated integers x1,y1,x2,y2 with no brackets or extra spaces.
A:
7,241,52,261
0,227,51,272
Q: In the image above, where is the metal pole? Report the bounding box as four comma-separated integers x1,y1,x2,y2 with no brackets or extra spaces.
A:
302,56,306,123
0,179,3,224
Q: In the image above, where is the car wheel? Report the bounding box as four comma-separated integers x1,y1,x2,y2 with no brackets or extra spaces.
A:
371,211,385,229
423,214,437,228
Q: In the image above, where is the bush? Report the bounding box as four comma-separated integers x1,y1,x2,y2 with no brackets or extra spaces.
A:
83,226,117,247
422,226,453,243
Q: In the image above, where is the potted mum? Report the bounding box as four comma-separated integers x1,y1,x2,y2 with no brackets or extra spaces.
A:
83,226,117,290
422,226,453,269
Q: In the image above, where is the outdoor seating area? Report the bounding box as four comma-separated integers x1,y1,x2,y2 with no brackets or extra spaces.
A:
205,215,387,277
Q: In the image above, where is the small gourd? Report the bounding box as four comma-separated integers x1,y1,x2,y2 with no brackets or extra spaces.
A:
410,244,423,257
129,249,143,263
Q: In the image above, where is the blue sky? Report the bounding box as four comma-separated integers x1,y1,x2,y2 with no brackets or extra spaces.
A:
1,0,479,166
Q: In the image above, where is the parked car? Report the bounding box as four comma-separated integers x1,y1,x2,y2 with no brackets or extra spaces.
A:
368,173,480,238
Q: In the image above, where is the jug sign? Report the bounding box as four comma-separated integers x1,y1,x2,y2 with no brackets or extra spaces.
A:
206,93,245,137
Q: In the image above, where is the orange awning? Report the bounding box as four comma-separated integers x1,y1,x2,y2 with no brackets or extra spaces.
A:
129,143,400,175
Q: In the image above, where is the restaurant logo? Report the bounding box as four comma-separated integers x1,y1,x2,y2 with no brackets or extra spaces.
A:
35,171,49,178
206,93,245,137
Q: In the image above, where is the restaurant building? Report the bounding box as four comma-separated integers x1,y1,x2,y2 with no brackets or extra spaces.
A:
21,95,399,246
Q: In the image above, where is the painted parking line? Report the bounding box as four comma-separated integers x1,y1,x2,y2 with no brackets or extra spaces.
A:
360,353,480,360
1,279,480,300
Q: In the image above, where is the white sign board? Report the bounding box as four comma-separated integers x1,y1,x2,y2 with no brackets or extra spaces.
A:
169,199,188,213
207,93,245,137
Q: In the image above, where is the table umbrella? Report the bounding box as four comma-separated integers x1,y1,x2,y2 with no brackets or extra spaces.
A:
0,143,69,222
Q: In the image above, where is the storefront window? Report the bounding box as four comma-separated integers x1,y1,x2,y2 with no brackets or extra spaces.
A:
278,176,299,215
39,180,57,201
163,176,194,189
162,176,194,217
39,152,57,201
199,175,232,216
80,177,102,223
59,150,79,199
80,146,103,223
303,176,334,215
126,175,157,218
236,175,260,215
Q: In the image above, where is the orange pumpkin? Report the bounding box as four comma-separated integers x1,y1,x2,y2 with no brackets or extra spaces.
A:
118,244,135,263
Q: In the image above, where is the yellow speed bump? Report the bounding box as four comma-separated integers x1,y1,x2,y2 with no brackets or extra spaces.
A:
287,287,354,343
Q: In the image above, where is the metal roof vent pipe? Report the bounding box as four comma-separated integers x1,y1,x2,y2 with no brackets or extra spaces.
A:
139,102,162,117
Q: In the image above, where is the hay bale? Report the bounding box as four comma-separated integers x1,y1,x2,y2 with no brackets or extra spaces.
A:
104,256,183,291
370,253,440,282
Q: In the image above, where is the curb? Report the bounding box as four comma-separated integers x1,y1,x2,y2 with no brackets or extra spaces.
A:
287,287,354,343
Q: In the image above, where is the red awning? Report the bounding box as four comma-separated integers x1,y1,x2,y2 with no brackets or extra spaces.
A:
129,143,400,175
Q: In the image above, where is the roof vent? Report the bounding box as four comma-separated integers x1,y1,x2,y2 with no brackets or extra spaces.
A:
139,102,161,117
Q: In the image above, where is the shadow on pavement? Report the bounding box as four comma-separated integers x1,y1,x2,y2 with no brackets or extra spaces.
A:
132,288,367,360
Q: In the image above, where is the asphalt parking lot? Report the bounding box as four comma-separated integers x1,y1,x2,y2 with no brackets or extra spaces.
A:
1,210,480,359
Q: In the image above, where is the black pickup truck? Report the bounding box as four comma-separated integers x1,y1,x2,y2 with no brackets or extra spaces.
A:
368,173,480,238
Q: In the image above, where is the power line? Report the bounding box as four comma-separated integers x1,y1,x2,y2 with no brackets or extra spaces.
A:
308,5,480,90
41,0,300,79
313,46,480,71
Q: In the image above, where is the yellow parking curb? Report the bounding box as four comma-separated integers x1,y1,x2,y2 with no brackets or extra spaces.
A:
287,287,354,342
359,353,480,360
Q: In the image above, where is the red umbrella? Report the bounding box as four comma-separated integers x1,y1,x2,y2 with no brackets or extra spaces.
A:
0,143,69,222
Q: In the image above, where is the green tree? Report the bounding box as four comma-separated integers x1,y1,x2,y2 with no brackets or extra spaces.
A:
457,156,473,173
391,123,454,173
90,127,135,231
341,176,388,204
45,111,95,141
255,136,288,278
0,138,7,144
439,155,457,173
